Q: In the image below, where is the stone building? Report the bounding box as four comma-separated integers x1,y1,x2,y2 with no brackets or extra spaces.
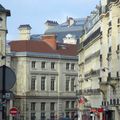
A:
78,0,120,120
9,25,78,120
0,4,10,64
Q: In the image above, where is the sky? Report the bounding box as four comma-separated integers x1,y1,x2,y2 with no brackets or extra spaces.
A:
0,0,99,40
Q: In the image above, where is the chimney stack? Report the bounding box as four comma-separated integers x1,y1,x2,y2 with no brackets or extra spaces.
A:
42,34,57,49
18,24,32,40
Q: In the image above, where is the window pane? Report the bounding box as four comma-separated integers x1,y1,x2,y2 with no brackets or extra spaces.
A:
31,61,36,68
51,62,55,69
66,77,70,91
50,102,55,111
31,113,36,120
31,76,36,90
41,102,45,111
50,112,55,120
31,102,36,111
66,63,70,70
41,62,46,69
71,63,75,70
71,77,75,91
66,101,69,108
41,112,45,120
41,77,45,90
51,77,55,91
71,101,75,108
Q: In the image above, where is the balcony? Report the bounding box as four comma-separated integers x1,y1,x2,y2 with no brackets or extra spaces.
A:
84,69,100,79
107,76,120,90
76,89,100,96
99,76,120,96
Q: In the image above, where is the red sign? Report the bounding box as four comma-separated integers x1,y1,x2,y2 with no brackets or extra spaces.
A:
9,107,18,116
97,108,104,113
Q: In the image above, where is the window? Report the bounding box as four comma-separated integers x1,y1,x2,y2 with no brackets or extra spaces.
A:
66,77,70,91
71,77,75,91
65,112,69,118
31,102,36,111
41,102,45,111
41,112,45,120
71,101,75,108
108,72,111,77
116,71,119,78
66,63,70,70
31,76,36,90
50,112,55,120
41,61,46,69
31,113,36,120
66,101,69,109
50,102,55,111
118,18,120,24
51,62,55,69
0,17,3,27
71,63,75,70
109,46,112,53
117,44,120,51
41,76,45,91
31,61,36,69
51,77,55,91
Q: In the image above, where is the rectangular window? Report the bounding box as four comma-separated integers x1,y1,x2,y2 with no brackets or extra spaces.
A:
65,112,69,118
117,44,120,51
31,113,36,120
71,78,75,91
66,77,70,91
71,101,75,108
71,63,75,70
31,61,36,69
41,102,45,111
50,112,55,120
66,101,69,109
41,61,46,69
51,77,55,91
51,62,55,69
109,46,112,53
66,63,70,70
31,102,36,111
117,71,119,78
50,102,55,111
41,76,45,91
41,112,45,120
31,76,36,90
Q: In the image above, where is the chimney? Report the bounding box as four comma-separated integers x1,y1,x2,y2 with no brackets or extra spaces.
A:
18,24,32,40
42,34,57,49
45,20,58,30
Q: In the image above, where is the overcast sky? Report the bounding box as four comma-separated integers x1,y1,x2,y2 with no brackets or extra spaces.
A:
0,0,99,40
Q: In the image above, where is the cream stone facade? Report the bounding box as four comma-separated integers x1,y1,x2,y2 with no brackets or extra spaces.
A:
0,4,10,65
78,0,120,120
9,30,78,120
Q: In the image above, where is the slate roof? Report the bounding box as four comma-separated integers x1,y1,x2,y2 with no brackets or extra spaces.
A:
31,18,86,42
44,18,85,42
9,40,78,56
0,4,11,16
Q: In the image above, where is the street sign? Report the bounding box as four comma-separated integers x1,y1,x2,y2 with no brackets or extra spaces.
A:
9,107,18,116
0,65,16,90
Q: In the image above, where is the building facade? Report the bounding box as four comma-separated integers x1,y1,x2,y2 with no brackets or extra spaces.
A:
0,4,10,64
9,26,78,120
78,0,120,120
